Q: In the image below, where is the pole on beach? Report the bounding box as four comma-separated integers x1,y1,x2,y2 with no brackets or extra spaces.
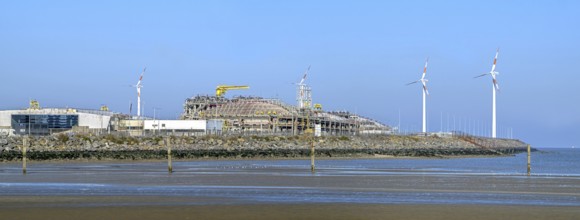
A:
310,138,315,173
22,137,28,175
168,146,173,173
527,145,531,176
165,138,173,173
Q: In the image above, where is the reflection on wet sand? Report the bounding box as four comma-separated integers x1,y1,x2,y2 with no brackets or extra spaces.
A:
1,202,579,220
1,151,579,219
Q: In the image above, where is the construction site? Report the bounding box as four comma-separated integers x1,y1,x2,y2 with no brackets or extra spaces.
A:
180,73,391,136
1,67,391,137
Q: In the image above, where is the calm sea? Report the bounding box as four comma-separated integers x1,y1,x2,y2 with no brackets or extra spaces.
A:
1,148,579,206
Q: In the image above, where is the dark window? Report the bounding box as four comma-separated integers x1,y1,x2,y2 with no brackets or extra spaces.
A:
11,114,79,135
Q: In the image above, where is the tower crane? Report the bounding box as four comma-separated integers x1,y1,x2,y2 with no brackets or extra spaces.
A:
216,85,249,97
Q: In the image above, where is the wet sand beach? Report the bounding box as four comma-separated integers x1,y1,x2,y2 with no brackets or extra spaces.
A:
1,202,579,220
1,149,579,219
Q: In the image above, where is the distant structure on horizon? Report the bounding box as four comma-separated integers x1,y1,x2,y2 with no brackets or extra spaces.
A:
475,49,501,138
296,65,312,109
180,66,390,136
131,68,146,119
406,58,430,134
0,62,392,139
0,54,507,139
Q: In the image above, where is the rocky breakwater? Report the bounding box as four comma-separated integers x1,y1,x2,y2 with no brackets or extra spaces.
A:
0,133,529,161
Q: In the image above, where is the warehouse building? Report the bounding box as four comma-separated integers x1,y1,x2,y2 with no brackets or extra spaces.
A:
0,107,115,136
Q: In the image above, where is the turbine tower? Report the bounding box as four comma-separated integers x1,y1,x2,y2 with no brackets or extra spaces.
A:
133,67,146,118
407,58,429,133
475,49,500,138
296,65,312,109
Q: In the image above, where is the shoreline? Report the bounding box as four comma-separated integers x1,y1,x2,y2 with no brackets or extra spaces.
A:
0,147,528,162
1,135,530,162
0,152,521,164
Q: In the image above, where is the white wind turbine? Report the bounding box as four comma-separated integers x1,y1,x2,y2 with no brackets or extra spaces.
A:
296,65,311,109
475,49,500,138
132,67,146,118
407,58,429,134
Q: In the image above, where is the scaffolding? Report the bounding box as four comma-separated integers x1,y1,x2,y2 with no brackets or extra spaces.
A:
297,84,312,109
181,95,391,136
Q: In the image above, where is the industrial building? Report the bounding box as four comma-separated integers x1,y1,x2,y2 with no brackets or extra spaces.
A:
1,98,390,137
113,119,217,136
0,102,115,136
1,66,392,137
180,95,391,136
0,101,213,137
176,69,392,136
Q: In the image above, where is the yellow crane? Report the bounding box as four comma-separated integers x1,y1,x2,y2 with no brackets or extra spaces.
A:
100,105,110,111
28,99,40,110
216,85,249,97
314,103,322,110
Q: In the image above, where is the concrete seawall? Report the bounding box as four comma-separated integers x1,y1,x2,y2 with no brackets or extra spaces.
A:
0,134,529,161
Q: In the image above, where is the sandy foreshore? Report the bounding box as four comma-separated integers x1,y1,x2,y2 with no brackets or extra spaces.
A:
1,202,578,220
1,152,578,219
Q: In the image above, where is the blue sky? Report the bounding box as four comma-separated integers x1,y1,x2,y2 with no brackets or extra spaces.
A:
1,1,579,147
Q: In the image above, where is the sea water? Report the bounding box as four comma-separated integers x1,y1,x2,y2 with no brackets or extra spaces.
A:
1,148,579,206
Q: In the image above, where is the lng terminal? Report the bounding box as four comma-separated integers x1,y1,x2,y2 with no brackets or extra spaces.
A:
0,68,530,161
0,76,391,137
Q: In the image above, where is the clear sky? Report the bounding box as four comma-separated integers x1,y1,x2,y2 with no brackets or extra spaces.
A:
1,1,579,147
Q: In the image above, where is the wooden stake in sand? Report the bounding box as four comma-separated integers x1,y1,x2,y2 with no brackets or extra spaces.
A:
22,137,28,175
527,145,531,176
168,146,173,173
166,138,173,173
310,138,315,173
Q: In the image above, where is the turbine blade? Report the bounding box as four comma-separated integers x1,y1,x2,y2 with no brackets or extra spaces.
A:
474,73,488,78
139,67,146,81
299,65,311,84
421,57,429,79
406,81,419,85
493,79,500,91
423,84,429,96
491,49,499,72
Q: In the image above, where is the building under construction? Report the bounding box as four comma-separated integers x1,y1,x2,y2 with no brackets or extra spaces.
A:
1,67,392,137
181,95,391,136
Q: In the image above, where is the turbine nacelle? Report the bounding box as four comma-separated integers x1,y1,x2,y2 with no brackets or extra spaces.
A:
133,67,146,95
475,49,500,91
407,58,430,95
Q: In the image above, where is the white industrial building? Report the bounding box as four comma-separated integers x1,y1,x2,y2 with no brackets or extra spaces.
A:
0,108,113,136
115,119,219,136
0,106,222,137
144,120,206,132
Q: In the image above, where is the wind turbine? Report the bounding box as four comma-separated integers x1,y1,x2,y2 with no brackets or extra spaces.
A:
296,65,311,108
132,67,146,118
475,49,500,138
406,58,429,134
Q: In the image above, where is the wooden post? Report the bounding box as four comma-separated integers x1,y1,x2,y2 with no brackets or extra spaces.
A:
527,145,531,176
168,146,173,173
165,138,173,174
310,138,315,173
22,137,27,175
